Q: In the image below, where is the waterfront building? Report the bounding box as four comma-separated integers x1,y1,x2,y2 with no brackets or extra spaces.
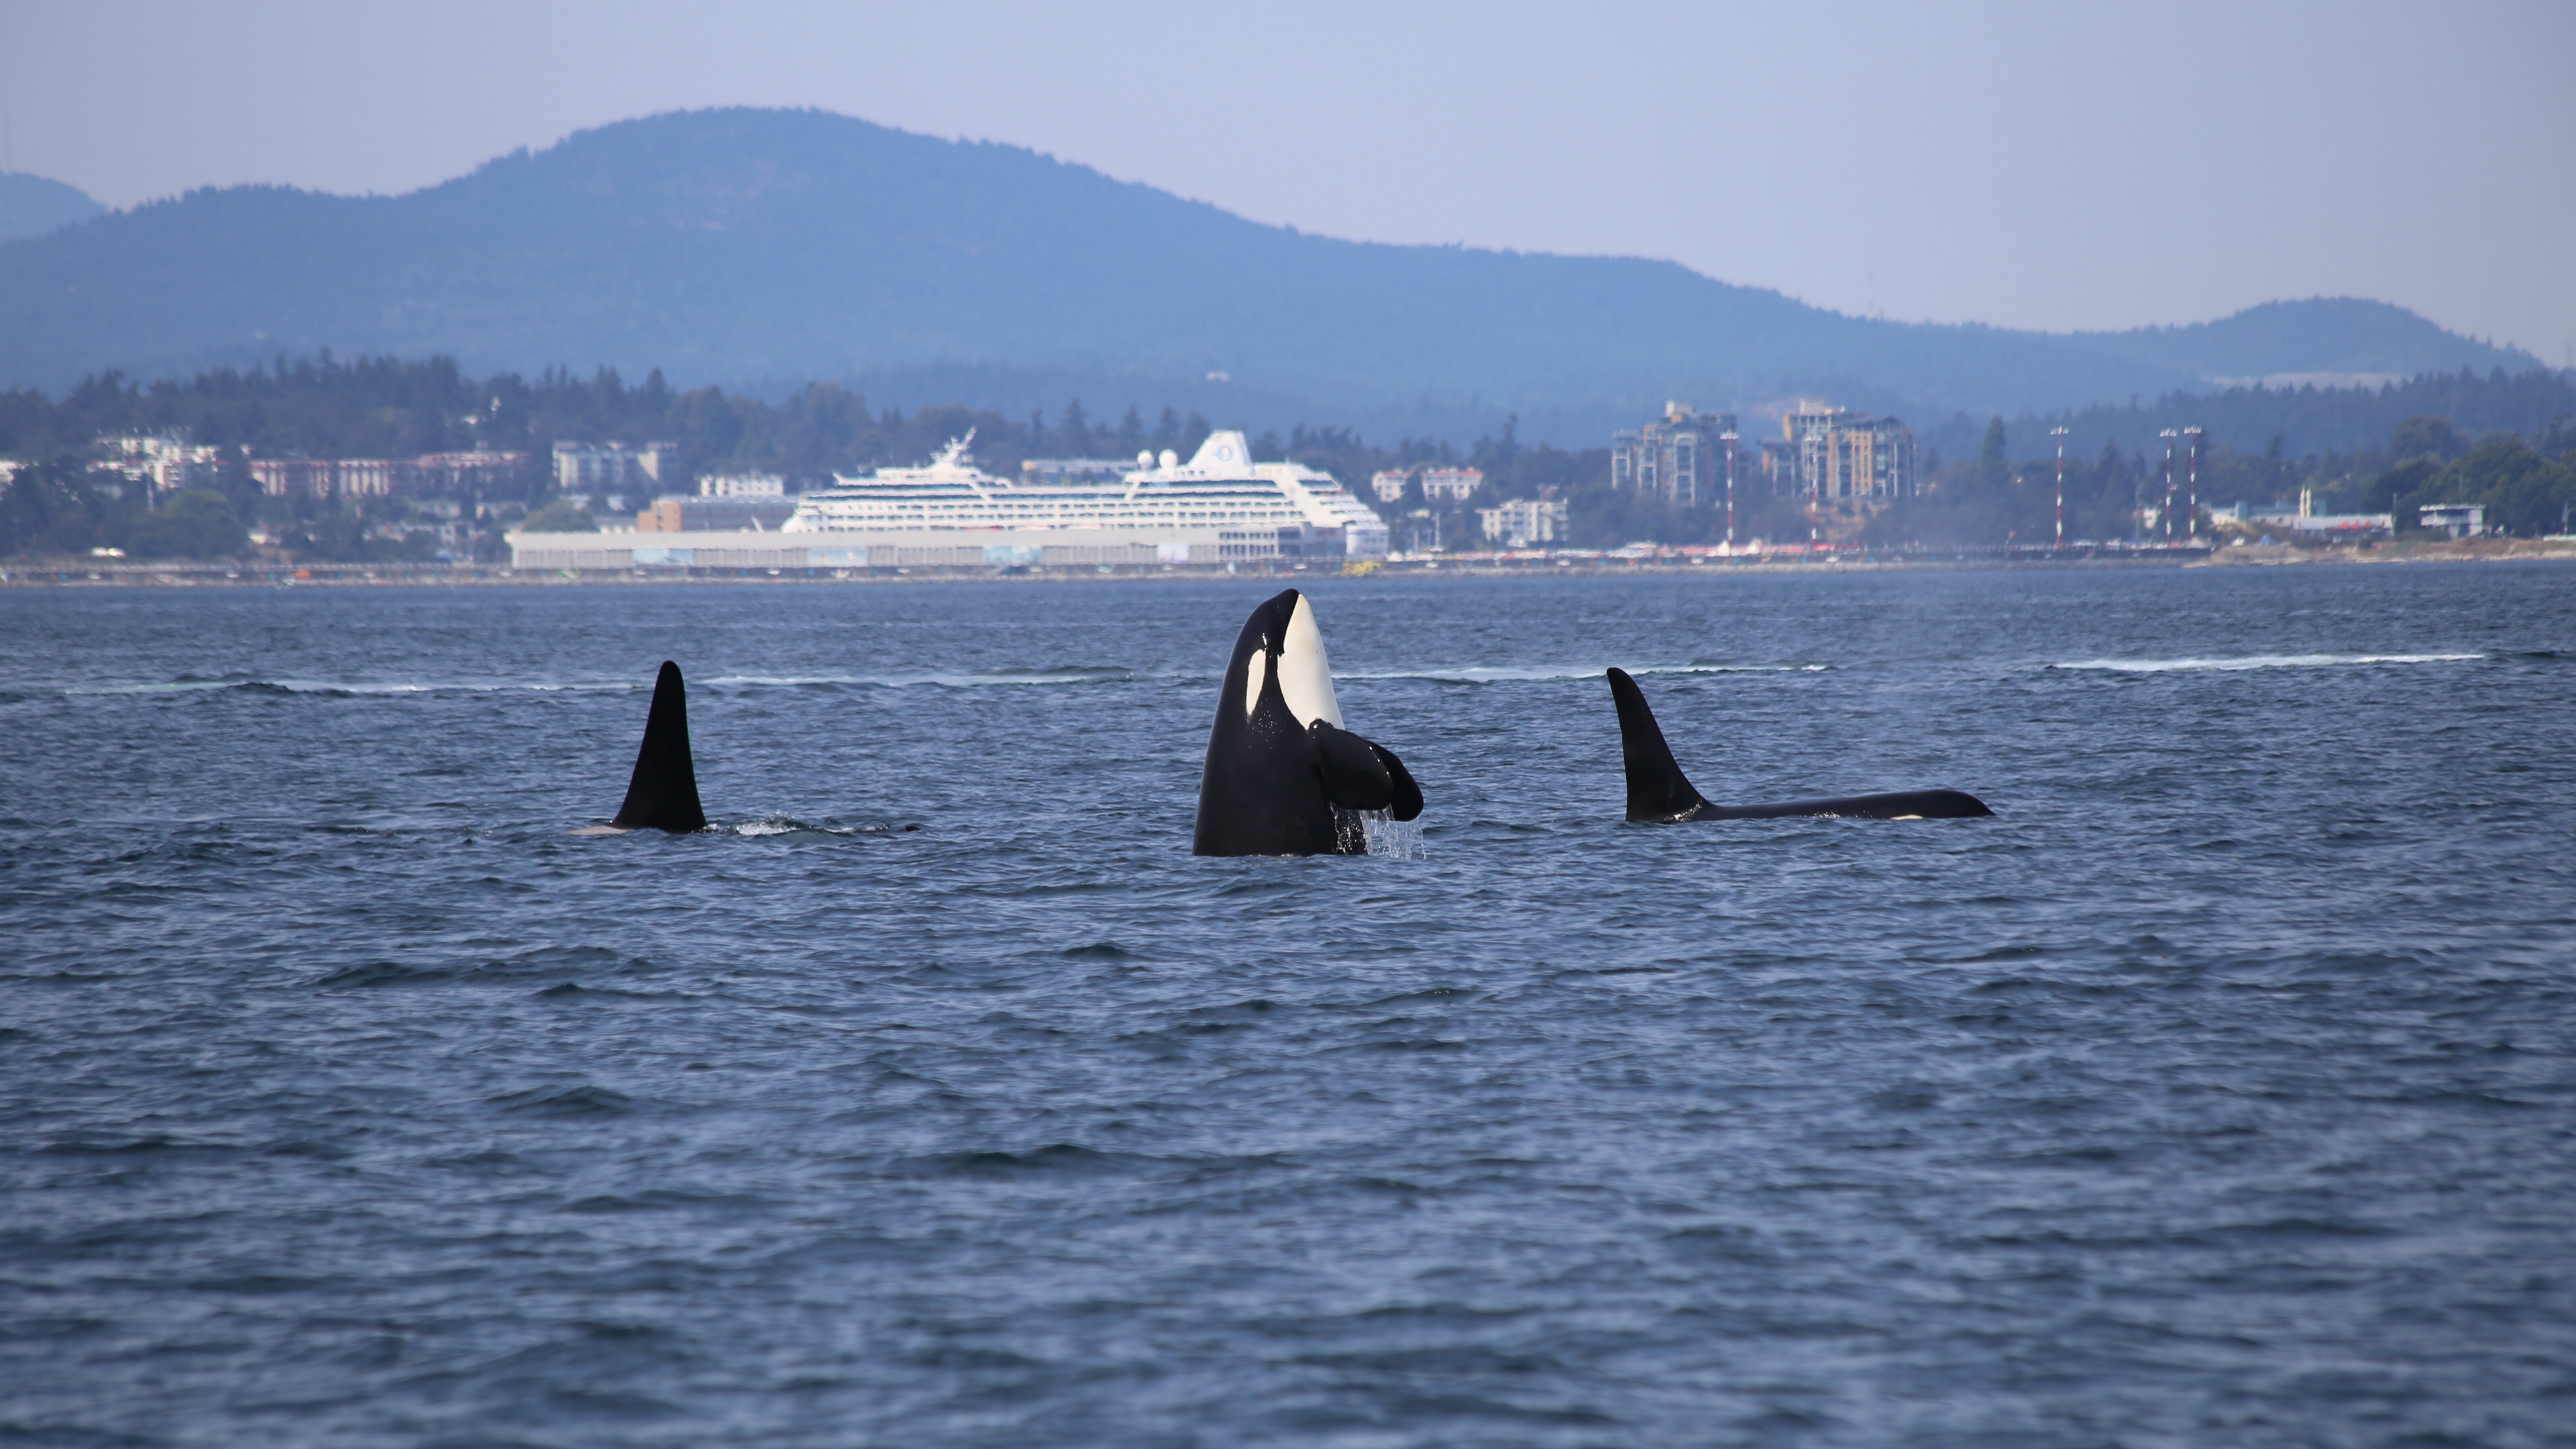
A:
93,435,222,494
2250,490,2393,537
1759,439,1799,495
698,473,785,498
1778,402,1915,502
2418,504,2486,537
1478,496,1570,548
411,451,527,494
335,460,400,497
1611,403,1736,506
1371,469,1411,504
250,459,335,498
552,440,676,492
1418,467,1484,502
250,451,528,498
637,494,798,532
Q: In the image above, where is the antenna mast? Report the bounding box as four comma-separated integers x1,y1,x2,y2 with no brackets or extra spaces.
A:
2051,427,2069,551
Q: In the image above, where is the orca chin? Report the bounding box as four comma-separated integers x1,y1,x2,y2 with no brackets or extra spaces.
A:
1193,588,1424,856
1607,667,1991,822
607,661,708,833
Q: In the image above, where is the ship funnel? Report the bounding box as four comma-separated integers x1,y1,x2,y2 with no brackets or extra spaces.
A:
1186,431,1249,471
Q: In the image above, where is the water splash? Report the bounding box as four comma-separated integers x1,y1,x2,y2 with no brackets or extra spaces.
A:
1358,810,1424,859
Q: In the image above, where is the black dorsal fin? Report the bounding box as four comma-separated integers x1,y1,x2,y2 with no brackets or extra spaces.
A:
612,661,706,833
1606,667,1709,822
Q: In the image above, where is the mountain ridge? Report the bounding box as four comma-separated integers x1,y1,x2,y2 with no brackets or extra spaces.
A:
0,108,2533,437
0,172,107,244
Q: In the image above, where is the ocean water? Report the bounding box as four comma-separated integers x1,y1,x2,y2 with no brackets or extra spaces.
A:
3,566,2572,1448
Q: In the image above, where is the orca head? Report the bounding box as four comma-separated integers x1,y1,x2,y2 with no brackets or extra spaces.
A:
1237,588,1344,731
1194,589,1421,856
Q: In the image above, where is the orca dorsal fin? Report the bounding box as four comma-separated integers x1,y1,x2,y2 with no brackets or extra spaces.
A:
1606,667,1710,822
612,661,707,833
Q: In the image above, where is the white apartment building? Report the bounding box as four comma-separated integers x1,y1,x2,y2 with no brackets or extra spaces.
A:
1419,467,1484,502
1371,469,1411,503
93,435,223,494
1478,497,1570,548
553,440,677,492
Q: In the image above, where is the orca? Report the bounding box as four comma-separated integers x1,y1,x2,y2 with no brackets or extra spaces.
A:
598,660,707,834
1193,589,1424,855
1607,667,1991,821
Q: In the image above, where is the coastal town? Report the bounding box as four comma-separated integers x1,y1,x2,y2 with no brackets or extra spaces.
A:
11,386,2562,584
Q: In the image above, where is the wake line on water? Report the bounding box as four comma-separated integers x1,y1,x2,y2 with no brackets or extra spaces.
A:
17,661,1833,700
20,671,1153,698
2050,652,2483,674
30,677,638,698
706,669,1144,689
1338,663,1830,684
729,814,914,838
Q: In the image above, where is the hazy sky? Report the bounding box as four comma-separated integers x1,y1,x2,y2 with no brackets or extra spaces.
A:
5,0,2571,360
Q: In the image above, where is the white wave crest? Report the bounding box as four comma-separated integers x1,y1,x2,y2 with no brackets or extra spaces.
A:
1337,663,1827,684
2051,652,2482,674
706,669,1141,689
43,676,633,697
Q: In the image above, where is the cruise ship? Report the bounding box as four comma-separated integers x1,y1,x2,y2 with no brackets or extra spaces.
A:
509,430,1390,572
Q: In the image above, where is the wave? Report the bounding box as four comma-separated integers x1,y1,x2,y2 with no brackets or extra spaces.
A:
704,667,1143,689
729,815,916,837
32,675,635,698
2049,652,2483,674
17,661,1837,700
1338,663,1828,684
21,669,1145,697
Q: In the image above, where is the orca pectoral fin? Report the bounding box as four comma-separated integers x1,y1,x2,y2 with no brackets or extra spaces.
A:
611,661,708,834
1606,667,1712,822
1308,720,1395,812
1368,741,1424,822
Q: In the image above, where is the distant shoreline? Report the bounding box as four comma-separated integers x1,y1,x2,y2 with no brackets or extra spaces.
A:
5,539,2571,588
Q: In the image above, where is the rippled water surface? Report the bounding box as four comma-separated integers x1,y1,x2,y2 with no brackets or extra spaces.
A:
5,567,2574,1447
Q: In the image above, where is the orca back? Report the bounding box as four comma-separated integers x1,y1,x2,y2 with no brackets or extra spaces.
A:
1607,667,1992,822
612,661,707,833
1697,789,1992,820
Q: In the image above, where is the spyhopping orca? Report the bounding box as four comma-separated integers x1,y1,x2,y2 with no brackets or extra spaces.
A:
602,660,707,833
1607,667,1991,822
1193,589,1424,855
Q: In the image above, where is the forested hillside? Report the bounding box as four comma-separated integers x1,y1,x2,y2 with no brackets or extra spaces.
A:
0,109,2532,432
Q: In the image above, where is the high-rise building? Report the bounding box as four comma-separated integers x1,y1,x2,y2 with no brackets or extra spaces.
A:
1611,403,1737,506
1776,402,1915,502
